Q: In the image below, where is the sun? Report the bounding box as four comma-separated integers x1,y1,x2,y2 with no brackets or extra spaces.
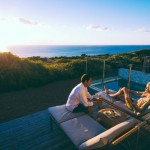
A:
0,44,9,52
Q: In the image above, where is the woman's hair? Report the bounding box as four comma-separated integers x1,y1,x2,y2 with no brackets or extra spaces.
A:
81,74,91,83
147,82,150,92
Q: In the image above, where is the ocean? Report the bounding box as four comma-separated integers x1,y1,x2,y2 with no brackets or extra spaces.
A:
8,45,150,58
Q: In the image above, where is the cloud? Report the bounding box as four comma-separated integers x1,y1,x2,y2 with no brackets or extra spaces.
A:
86,24,108,31
18,18,38,25
136,27,150,32
0,18,6,21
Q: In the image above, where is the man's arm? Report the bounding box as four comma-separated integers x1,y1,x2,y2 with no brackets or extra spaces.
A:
78,91,93,107
86,91,93,100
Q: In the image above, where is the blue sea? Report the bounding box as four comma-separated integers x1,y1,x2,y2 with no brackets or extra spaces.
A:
8,45,150,58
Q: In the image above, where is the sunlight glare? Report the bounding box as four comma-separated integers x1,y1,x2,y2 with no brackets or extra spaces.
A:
0,44,9,52
0,17,51,47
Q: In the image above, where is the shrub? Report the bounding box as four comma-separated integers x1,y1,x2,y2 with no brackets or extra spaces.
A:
0,49,148,92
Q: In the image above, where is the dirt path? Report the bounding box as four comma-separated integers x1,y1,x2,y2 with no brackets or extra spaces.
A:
0,78,79,123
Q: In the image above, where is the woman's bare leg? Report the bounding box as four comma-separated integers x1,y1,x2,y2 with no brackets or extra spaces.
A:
121,87,136,110
108,87,135,110
121,87,131,100
108,88,124,97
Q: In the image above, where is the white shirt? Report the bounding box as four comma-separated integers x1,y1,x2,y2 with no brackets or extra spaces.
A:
66,83,93,111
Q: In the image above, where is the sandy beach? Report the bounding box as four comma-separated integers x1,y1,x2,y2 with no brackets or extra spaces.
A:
0,78,80,123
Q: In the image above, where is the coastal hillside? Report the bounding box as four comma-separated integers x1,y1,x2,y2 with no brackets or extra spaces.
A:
0,49,150,123
0,49,150,92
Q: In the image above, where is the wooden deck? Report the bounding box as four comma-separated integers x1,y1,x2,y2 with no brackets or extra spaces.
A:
0,109,149,150
0,110,76,150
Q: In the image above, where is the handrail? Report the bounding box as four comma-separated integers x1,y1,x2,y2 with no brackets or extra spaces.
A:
111,121,147,145
91,77,121,86
102,60,105,90
127,64,132,90
85,57,88,74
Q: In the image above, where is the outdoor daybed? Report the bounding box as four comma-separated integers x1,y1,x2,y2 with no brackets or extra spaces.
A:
48,104,139,150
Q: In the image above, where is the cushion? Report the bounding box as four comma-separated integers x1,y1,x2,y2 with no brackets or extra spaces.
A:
95,91,116,102
60,115,106,148
114,101,134,113
79,118,137,150
48,104,85,123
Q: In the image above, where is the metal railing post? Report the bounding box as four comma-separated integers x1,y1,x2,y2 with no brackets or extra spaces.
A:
86,57,88,74
102,60,105,90
127,64,132,89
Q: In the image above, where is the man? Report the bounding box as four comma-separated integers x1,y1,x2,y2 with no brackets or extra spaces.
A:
66,74,101,116
105,82,150,113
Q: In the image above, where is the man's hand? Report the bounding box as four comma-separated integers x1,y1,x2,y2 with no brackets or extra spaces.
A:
93,94,100,99
93,100,103,106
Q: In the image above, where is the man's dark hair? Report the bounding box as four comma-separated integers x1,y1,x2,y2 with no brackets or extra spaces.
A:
81,74,91,83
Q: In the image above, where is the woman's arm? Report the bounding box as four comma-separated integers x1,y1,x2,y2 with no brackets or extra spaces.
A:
130,90,143,96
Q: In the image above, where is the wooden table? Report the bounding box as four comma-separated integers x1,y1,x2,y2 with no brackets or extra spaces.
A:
97,107,128,128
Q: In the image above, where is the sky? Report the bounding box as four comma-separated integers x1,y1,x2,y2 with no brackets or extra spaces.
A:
0,0,150,51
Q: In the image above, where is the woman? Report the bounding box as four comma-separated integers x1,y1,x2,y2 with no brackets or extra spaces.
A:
105,82,150,113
